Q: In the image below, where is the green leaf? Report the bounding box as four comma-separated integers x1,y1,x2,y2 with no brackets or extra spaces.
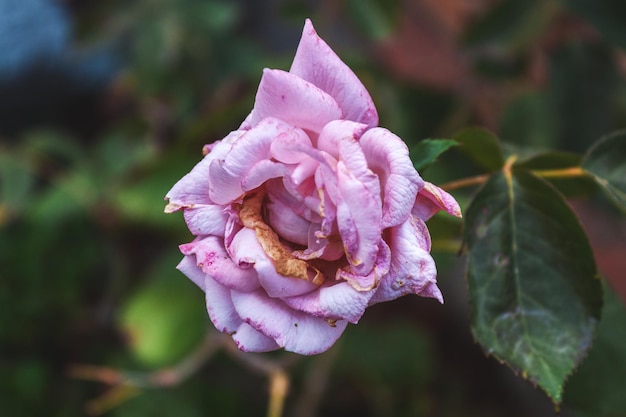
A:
516,151,597,198
464,169,602,403
582,130,626,212
563,283,626,416
410,139,458,172
119,251,207,368
453,127,505,172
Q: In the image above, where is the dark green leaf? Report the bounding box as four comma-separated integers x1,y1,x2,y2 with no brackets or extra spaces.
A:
464,169,602,403
516,151,597,198
411,139,458,172
517,151,582,169
564,283,626,416
582,131,626,212
453,127,505,172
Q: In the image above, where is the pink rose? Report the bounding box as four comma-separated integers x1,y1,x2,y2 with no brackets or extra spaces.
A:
165,19,461,354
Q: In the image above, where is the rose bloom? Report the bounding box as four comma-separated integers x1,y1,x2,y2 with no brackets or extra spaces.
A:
165,19,461,354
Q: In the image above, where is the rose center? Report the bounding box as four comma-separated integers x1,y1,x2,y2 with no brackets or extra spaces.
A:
238,191,324,285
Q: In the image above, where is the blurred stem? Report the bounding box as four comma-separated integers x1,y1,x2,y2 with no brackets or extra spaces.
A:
70,331,222,389
291,342,342,417
440,174,489,191
440,165,587,191
85,385,140,416
532,166,587,179
268,371,290,417
223,341,299,417
69,331,223,415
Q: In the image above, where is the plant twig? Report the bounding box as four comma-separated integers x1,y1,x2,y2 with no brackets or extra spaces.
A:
69,331,224,415
291,342,341,417
69,331,223,388
222,340,300,417
440,174,490,191
439,163,588,192
268,370,290,417
531,166,587,179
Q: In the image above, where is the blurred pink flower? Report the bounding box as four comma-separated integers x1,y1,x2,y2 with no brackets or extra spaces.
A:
165,19,461,354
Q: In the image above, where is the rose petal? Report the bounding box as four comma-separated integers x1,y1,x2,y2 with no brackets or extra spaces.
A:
230,228,319,297
231,321,280,352
266,178,322,223
247,69,342,133
204,275,243,333
183,204,228,236
413,182,462,221
208,118,294,205
360,127,423,228
293,223,344,261
270,129,314,164
335,162,382,275
176,255,206,291
290,19,378,127
283,282,374,324
180,236,260,292
371,215,442,304
231,289,348,354
165,131,243,211
266,192,311,246
337,238,391,291
317,119,369,158
241,160,291,192
290,157,319,187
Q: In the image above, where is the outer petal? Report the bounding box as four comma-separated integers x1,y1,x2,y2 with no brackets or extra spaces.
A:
283,282,374,324
204,275,243,333
165,131,243,211
208,118,295,205
231,322,280,352
413,182,462,221
290,19,378,127
183,204,227,236
371,215,442,304
176,255,206,291
247,69,342,133
231,289,348,355
360,128,423,228
180,236,260,292
230,228,319,298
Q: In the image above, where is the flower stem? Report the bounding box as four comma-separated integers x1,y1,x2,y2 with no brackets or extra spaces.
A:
440,174,490,191
268,371,290,417
531,166,587,179
440,164,588,192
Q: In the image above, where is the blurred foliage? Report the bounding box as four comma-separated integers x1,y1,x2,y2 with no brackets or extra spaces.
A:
1,0,626,416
